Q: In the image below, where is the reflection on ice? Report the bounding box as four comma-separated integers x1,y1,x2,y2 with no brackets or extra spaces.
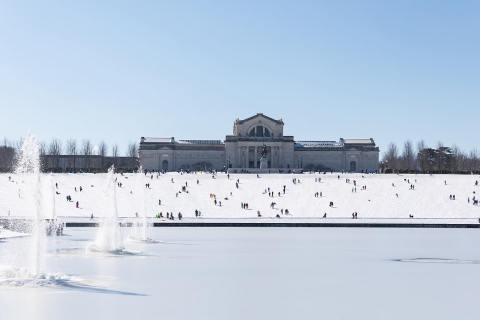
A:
126,235,159,244
392,257,480,264
0,266,145,296
85,244,141,256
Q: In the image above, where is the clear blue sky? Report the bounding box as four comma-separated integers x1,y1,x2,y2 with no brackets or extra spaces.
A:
0,0,478,156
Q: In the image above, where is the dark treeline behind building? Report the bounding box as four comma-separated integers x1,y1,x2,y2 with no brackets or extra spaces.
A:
0,138,138,173
381,140,480,173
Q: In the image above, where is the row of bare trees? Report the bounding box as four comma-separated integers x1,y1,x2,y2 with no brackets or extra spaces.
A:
0,138,139,172
37,139,137,158
382,140,480,173
44,139,138,172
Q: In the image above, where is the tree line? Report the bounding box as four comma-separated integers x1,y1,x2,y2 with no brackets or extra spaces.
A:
0,138,138,172
382,140,480,173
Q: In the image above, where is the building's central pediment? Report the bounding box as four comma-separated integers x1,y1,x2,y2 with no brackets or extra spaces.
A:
233,113,284,138
236,113,283,126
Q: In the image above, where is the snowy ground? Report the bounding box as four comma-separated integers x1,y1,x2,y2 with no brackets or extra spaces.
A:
0,172,480,222
0,227,25,239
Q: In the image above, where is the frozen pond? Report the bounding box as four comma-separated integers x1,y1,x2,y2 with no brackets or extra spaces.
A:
1,227,480,320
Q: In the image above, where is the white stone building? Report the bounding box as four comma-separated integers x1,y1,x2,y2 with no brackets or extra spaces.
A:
139,113,379,172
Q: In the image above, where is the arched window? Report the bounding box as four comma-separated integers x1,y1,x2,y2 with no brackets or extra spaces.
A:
255,126,263,137
162,160,169,171
248,126,272,138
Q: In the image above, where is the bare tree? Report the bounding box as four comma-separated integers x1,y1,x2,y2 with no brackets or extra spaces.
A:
383,143,399,171
401,140,415,171
82,139,92,170
469,149,479,172
39,142,47,156
82,139,92,156
66,139,77,172
127,142,138,158
452,145,464,172
47,139,62,171
98,141,107,170
112,144,119,167
66,139,77,155
99,141,108,157
112,144,119,157
416,140,426,152
435,142,447,172
48,139,62,155
416,140,427,171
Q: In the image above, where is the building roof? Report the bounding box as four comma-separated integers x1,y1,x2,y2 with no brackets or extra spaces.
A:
141,137,174,143
341,138,375,145
177,140,223,145
140,137,223,145
236,113,284,125
295,141,342,148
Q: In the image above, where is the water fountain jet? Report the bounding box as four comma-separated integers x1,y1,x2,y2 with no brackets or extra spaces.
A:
15,134,45,276
129,166,155,243
88,166,126,254
0,134,60,286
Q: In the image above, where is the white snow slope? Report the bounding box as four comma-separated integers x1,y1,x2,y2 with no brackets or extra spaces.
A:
0,172,479,222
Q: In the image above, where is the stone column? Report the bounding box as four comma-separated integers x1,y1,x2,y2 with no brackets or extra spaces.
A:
279,146,283,168
268,146,272,168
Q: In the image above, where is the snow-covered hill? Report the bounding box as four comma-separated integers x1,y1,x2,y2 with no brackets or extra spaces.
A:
1,172,480,222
